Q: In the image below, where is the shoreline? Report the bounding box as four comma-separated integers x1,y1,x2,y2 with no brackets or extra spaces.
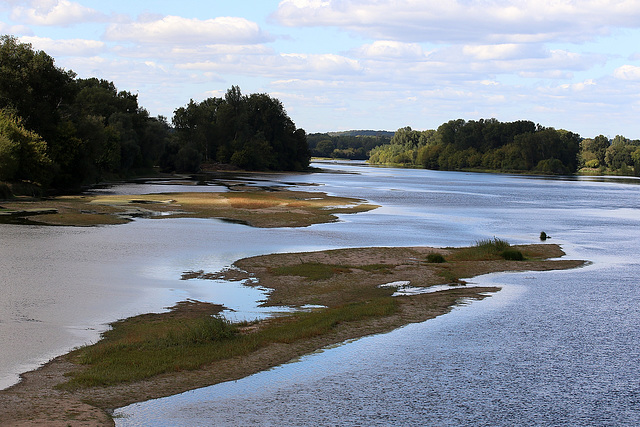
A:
0,244,585,426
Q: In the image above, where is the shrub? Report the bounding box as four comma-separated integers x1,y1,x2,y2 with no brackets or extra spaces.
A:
475,237,511,251
501,249,524,261
455,237,513,260
0,182,11,199
540,231,548,241
426,253,446,263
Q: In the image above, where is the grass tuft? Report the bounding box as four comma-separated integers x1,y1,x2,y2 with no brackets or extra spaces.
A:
453,237,513,260
426,253,446,263
501,249,524,261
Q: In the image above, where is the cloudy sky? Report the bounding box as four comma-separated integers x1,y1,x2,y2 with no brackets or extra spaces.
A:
2,0,640,138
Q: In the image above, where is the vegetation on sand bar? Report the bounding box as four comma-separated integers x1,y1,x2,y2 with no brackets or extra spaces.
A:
0,242,586,425
0,188,378,227
60,243,584,392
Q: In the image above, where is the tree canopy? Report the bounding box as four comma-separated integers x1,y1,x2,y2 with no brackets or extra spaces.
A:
370,119,582,175
164,87,309,172
307,131,392,159
0,36,311,194
580,134,640,176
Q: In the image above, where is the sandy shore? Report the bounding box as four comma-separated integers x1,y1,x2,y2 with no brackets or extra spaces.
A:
0,244,585,426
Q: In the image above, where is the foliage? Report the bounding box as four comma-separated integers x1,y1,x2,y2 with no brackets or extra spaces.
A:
501,249,524,261
369,119,581,174
426,253,446,263
0,36,172,189
0,35,75,142
308,131,393,159
454,237,514,260
0,37,309,190
0,182,11,199
579,134,640,176
0,109,52,185
165,86,310,172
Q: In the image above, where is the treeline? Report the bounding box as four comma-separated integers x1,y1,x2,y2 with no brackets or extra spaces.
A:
308,131,392,159
166,86,309,172
0,36,309,193
580,135,640,176
369,119,582,174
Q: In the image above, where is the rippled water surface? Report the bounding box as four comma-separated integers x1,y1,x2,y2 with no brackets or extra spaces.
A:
2,162,640,425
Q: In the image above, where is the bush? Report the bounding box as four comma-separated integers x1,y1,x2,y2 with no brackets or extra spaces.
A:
501,249,524,261
426,253,446,263
453,237,513,261
0,182,11,199
475,237,511,251
540,231,548,241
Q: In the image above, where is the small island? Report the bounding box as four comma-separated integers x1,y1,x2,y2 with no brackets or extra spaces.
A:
0,186,378,227
0,240,585,425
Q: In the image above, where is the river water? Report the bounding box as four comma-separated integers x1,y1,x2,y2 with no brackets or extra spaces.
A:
2,162,640,425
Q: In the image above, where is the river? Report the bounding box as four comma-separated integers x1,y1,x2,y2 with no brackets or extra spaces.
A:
2,161,639,425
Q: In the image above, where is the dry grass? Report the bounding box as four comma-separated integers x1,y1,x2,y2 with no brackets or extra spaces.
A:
1,189,378,227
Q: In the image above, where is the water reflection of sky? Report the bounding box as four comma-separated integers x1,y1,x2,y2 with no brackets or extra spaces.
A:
3,161,640,420
114,162,640,426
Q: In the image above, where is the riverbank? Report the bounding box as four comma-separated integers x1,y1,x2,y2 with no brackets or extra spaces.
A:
0,243,585,425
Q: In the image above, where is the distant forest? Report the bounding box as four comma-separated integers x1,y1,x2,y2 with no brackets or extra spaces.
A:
308,131,393,159
0,36,309,194
2,36,639,198
368,120,640,176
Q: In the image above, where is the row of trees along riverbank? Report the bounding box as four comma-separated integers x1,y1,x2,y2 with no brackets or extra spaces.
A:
0,35,310,195
368,119,640,176
307,130,393,160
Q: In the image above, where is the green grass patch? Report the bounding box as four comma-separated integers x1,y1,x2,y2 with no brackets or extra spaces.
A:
60,297,398,390
272,262,350,280
501,249,524,261
272,262,393,280
258,297,397,343
453,237,515,261
426,253,446,263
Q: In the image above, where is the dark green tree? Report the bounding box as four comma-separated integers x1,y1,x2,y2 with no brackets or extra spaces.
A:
0,35,74,142
0,109,52,184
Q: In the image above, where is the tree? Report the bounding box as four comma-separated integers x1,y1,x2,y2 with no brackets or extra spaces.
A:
583,135,610,167
0,36,74,142
168,87,310,172
0,109,52,184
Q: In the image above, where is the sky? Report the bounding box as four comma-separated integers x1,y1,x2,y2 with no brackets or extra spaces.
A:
1,0,640,139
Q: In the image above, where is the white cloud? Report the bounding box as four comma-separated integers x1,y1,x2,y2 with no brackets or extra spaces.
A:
614,64,640,80
273,0,640,44
560,79,596,91
111,44,274,63
178,53,363,78
462,44,537,61
20,35,105,56
11,0,105,26
104,15,272,45
519,70,573,79
353,40,427,60
0,20,33,35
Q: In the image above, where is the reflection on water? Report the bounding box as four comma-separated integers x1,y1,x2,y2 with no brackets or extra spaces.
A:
3,162,640,425
115,163,640,426
116,262,640,426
